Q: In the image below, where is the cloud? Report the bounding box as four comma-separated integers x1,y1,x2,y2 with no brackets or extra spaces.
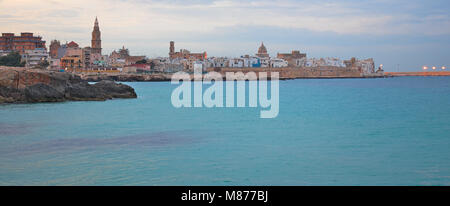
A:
2,0,449,36
0,0,449,71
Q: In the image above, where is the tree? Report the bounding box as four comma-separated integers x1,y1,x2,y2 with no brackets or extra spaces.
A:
136,59,147,64
38,60,50,68
149,61,155,70
0,52,25,67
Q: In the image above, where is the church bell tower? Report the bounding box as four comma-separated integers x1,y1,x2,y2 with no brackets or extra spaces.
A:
91,17,102,55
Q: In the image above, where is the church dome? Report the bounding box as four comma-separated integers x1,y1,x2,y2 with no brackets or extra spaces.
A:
258,42,267,54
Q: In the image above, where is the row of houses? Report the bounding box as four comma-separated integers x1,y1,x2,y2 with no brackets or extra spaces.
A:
203,56,373,69
47,41,147,71
117,55,377,75
1,31,379,75
207,56,289,68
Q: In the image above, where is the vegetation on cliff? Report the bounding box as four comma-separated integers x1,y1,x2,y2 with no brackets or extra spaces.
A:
0,52,25,67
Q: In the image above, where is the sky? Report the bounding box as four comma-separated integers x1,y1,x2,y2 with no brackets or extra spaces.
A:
0,0,449,71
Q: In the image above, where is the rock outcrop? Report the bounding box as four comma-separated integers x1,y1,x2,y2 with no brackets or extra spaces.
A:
80,73,171,82
0,67,137,103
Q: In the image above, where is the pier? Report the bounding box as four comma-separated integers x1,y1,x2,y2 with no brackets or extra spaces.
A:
385,71,450,77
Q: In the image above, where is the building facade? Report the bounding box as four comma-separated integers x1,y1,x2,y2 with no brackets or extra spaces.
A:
277,50,307,67
61,56,82,70
169,41,207,60
0,32,46,54
82,47,92,69
22,48,49,67
59,41,83,70
49,40,60,58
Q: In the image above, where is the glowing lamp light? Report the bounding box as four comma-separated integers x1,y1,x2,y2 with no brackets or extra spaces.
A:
423,66,428,70
432,66,436,70
442,66,446,70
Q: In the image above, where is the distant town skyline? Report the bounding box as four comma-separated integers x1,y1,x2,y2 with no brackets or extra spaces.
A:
0,0,449,71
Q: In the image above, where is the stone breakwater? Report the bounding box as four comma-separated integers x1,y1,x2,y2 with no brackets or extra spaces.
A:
207,66,385,79
385,71,450,76
0,66,137,104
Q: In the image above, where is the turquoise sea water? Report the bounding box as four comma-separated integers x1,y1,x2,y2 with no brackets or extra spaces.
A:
0,77,449,185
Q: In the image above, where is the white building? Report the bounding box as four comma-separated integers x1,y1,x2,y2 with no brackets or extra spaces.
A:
228,56,263,68
0,50,10,57
247,56,260,67
354,58,375,74
304,57,346,67
229,58,245,68
22,48,49,68
269,58,288,68
323,57,346,67
206,57,229,68
193,61,205,73
296,57,307,67
259,57,270,68
48,58,60,70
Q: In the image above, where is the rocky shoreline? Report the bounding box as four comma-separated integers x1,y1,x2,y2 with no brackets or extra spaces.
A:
80,73,171,82
0,67,137,104
78,71,387,82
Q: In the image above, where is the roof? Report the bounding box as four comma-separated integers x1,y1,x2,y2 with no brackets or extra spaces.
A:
67,41,79,48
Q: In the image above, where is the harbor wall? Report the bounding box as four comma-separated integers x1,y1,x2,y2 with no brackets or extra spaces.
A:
385,71,450,76
206,66,373,79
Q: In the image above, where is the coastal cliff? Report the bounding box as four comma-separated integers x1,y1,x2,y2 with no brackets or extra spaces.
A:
0,66,137,103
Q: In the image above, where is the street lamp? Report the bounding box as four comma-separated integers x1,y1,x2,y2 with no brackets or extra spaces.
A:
442,66,446,70
432,66,436,70
423,66,428,70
